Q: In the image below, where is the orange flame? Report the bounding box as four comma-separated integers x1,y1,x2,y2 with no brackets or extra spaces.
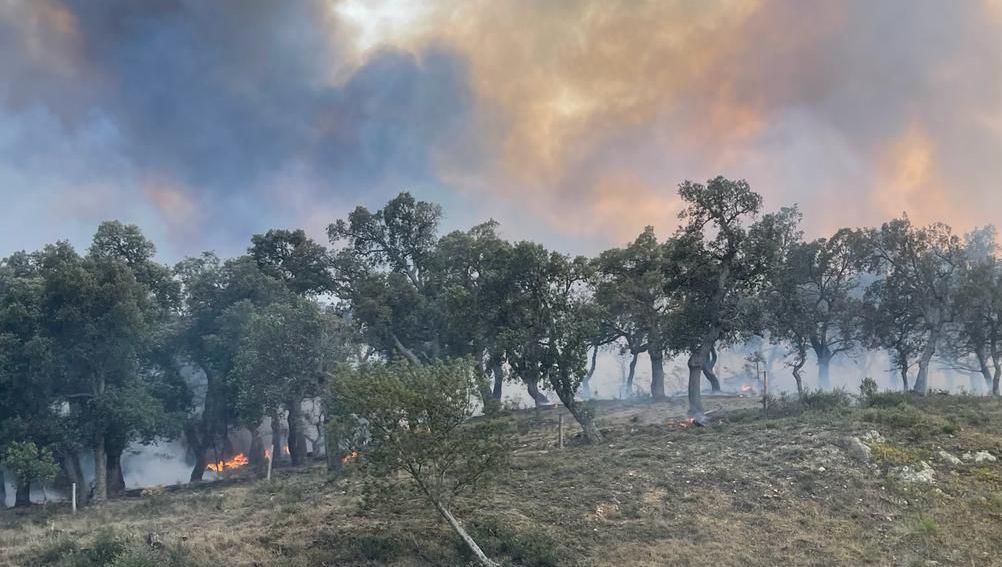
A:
740,384,754,393
341,451,360,464
207,453,249,472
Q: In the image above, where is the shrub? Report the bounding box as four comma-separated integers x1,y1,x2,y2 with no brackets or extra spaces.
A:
858,404,956,437
859,377,878,402
466,517,564,567
800,388,853,412
863,391,915,408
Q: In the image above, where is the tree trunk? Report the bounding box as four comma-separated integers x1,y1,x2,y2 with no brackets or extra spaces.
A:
62,451,89,507
552,385,603,443
391,332,422,365
580,345,599,400
993,358,1001,397
626,352,638,396
0,468,6,509
792,360,805,398
976,347,994,392
431,498,498,567
817,351,832,391
186,423,209,482
650,350,666,400
106,450,125,498
525,376,550,407
702,346,721,392
92,433,107,503
900,365,910,392
271,412,284,464
326,420,343,473
249,426,266,475
913,326,940,395
14,480,30,508
687,347,708,421
287,400,307,466
491,360,504,400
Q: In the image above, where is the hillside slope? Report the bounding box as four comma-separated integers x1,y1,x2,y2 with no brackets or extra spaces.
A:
2,394,1001,566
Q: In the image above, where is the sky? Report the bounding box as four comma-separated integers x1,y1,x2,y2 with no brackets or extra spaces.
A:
1,0,1000,261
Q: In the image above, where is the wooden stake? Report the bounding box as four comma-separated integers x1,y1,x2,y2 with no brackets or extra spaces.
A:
558,414,564,449
266,453,273,482
71,483,77,514
762,369,769,410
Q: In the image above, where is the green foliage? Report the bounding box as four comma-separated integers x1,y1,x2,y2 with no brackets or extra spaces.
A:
859,404,956,437
859,377,878,402
330,360,514,504
465,517,564,567
25,529,197,567
799,388,853,412
2,441,59,486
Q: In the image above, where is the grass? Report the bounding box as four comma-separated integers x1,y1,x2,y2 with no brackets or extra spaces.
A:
1,394,1001,566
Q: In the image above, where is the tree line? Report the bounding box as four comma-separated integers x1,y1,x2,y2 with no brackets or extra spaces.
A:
2,176,1000,508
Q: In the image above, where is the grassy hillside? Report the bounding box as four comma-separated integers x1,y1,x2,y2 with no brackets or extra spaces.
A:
2,393,1001,566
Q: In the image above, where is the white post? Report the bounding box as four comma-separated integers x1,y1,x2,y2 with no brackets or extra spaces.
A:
266,453,273,482
71,483,77,514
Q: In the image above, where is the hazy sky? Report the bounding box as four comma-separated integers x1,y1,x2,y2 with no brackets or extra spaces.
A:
2,0,1000,261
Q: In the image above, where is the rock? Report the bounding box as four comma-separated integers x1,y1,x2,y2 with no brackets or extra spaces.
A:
845,437,872,463
937,450,962,466
960,451,996,462
896,461,935,484
973,451,997,463
861,430,885,443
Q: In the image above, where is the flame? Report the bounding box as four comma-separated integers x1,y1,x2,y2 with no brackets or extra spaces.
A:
263,446,289,460
740,384,754,393
207,453,248,472
341,451,360,464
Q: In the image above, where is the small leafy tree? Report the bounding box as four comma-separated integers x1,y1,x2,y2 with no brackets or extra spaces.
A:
329,360,512,567
2,441,59,507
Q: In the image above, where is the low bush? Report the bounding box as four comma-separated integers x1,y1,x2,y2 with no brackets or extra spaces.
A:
800,388,853,412
465,516,565,567
858,404,956,437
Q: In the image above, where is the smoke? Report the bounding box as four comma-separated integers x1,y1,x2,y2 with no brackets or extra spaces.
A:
0,0,489,259
3,1,999,259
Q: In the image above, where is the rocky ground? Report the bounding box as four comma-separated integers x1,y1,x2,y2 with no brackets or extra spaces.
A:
1,392,1000,566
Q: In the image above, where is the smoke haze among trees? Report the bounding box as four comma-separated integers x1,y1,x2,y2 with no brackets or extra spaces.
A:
2,179,1001,509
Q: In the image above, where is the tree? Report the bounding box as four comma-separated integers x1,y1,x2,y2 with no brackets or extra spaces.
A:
329,360,512,567
945,230,1001,395
249,229,333,296
664,177,800,420
767,229,866,392
498,243,605,441
174,254,289,480
436,221,514,402
866,217,966,394
1,441,59,507
593,227,674,399
87,222,186,497
328,193,445,363
0,251,63,506
862,273,926,391
32,235,175,503
229,298,344,466
793,231,865,388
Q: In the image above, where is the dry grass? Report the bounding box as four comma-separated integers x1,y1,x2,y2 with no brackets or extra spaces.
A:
1,393,1001,566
